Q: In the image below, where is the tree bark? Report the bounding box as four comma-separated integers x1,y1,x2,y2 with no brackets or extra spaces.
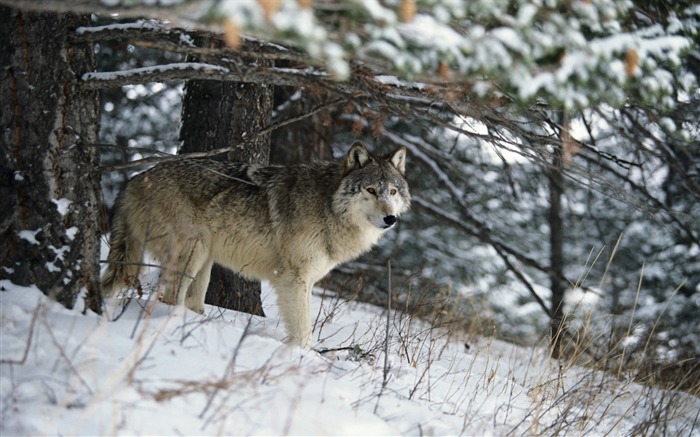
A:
270,85,334,165
179,39,272,316
0,7,103,312
549,138,566,359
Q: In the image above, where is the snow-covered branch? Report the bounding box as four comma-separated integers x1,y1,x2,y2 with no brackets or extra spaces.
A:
0,0,182,18
74,23,311,65
99,95,345,172
8,0,697,111
80,62,327,90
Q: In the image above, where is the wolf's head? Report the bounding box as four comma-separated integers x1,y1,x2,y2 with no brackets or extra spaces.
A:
336,142,411,231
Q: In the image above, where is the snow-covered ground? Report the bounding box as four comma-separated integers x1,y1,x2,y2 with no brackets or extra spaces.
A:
1,276,699,436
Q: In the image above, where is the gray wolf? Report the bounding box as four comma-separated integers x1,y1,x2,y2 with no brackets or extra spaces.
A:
101,142,410,347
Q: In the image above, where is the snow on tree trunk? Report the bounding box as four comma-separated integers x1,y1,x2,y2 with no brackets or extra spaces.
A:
0,7,103,313
179,39,272,316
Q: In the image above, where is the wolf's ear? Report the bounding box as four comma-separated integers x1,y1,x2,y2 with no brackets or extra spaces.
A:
345,142,371,173
389,146,407,175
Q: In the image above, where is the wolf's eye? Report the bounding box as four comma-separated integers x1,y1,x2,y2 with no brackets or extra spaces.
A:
366,187,377,195
390,189,397,196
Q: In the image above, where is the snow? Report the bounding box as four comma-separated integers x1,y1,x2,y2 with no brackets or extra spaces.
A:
361,0,397,25
65,227,79,241
76,2,693,107
399,14,463,50
52,198,72,217
17,229,41,245
44,261,61,273
82,62,230,82
48,245,69,262
2,274,699,435
76,20,161,35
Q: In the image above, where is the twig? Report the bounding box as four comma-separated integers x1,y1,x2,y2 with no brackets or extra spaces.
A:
99,259,193,278
383,260,392,386
413,196,551,317
374,260,392,414
617,263,644,378
0,301,41,365
199,314,254,421
130,287,157,340
99,97,345,172
316,346,356,354
40,317,94,395
313,287,329,341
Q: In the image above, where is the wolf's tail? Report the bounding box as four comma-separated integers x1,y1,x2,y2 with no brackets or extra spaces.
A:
101,198,141,296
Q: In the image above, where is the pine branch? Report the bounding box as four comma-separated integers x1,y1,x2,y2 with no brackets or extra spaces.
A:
0,0,183,17
413,196,552,317
73,23,312,65
81,62,328,90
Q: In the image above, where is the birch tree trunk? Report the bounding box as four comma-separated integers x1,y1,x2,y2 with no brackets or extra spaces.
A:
0,7,103,312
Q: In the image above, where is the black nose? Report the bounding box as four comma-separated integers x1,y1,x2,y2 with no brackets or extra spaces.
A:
383,215,397,226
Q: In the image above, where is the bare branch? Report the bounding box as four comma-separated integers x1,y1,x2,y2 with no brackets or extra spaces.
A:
99,96,345,172
0,301,40,365
413,196,552,317
73,23,312,65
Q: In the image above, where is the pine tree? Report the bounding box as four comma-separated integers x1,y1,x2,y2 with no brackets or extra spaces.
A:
0,7,103,312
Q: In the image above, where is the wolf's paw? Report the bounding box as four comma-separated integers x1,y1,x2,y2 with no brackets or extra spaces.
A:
159,295,176,306
286,332,312,349
185,302,205,314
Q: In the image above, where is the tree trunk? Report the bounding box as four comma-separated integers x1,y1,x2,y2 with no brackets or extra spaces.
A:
0,8,103,313
178,40,272,317
549,138,566,359
270,85,334,165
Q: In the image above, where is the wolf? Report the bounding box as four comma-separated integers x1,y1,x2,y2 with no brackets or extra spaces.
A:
101,142,410,347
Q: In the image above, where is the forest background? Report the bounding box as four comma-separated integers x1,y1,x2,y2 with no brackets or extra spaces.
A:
1,0,699,394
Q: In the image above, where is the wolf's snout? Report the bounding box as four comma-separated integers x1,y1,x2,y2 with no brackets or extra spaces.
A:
383,215,397,227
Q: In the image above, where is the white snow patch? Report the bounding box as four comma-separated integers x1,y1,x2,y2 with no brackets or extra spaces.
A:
398,14,464,49
52,198,72,217
49,245,70,261
65,226,79,241
1,240,699,436
360,0,397,24
76,20,159,34
18,229,41,245
45,261,60,273
2,281,698,435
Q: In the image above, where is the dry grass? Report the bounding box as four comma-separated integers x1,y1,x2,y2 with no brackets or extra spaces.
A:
327,260,700,436
6,251,695,436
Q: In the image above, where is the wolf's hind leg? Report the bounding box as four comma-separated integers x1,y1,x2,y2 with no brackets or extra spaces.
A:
273,276,312,347
185,259,213,314
101,210,142,297
161,238,208,308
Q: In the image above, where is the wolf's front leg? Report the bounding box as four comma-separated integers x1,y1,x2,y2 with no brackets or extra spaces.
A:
185,259,213,314
273,276,312,347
